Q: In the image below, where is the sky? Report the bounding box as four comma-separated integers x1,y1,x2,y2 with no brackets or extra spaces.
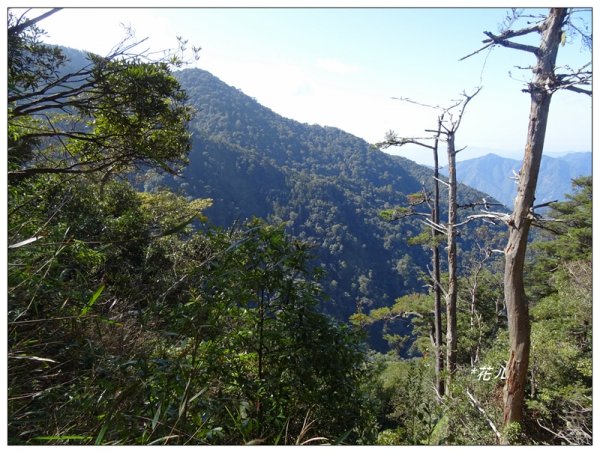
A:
9,2,594,166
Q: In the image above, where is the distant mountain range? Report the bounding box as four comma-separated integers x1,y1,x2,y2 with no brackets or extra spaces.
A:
441,152,592,208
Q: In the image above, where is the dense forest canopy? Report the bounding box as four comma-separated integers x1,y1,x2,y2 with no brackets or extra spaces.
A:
159,67,504,322
6,7,592,446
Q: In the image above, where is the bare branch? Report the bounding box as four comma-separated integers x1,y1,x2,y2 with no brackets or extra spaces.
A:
390,311,425,320
563,85,592,96
451,87,483,132
8,8,62,35
421,218,447,235
458,198,505,211
532,199,558,210
432,176,451,188
458,42,494,61
466,389,502,441
482,31,540,55
455,212,512,229
426,265,448,298
376,134,436,150
391,96,443,111
382,209,431,222
536,419,577,445
552,63,592,95
483,23,542,43
8,159,119,178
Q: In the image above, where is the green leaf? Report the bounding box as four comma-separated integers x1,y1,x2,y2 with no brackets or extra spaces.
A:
95,422,109,445
79,284,105,317
188,387,207,404
152,403,162,430
33,435,92,442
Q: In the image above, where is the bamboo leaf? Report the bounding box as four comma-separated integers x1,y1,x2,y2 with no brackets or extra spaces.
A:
188,387,207,404
95,422,109,445
8,236,42,249
151,403,162,430
10,355,57,363
33,435,92,442
148,435,180,445
80,284,105,317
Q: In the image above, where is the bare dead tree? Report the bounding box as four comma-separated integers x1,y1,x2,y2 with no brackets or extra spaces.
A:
378,86,481,394
462,7,592,436
378,116,445,398
437,87,481,393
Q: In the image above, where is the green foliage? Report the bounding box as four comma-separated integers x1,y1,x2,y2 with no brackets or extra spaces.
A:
353,292,434,357
8,13,193,180
7,11,67,94
407,229,442,247
526,176,592,301
427,357,505,445
161,67,492,327
516,177,592,444
440,178,592,445
548,175,593,261
374,357,442,445
456,268,505,366
526,260,592,444
379,207,412,221
8,164,378,445
8,181,378,444
7,12,592,447
162,219,379,444
7,16,378,445
502,422,525,444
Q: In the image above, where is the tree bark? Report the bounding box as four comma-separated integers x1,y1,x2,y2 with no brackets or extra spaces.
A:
502,7,567,430
445,132,458,391
432,126,444,398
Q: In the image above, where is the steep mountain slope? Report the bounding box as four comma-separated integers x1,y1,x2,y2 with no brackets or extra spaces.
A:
145,68,494,328
442,152,592,208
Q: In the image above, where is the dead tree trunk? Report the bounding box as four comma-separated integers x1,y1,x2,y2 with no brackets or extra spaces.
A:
431,119,445,398
377,118,445,397
445,132,458,391
464,8,591,433
438,88,481,392
494,8,567,430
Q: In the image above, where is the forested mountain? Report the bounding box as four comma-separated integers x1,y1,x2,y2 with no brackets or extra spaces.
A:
441,152,592,208
8,11,591,446
144,67,496,324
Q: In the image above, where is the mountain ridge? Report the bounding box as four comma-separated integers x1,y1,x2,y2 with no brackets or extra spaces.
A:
55,49,506,352
441,151,591,208
152,67,499,328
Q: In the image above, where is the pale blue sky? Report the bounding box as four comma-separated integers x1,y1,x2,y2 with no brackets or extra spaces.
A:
19,4,593,165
